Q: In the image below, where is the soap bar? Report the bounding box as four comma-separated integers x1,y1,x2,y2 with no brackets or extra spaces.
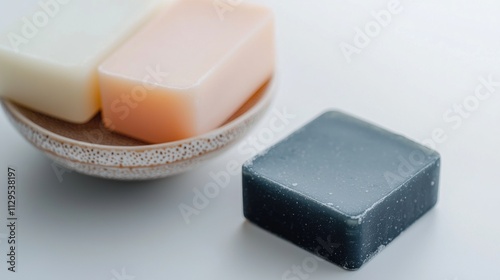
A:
0,0,164,123
98,0,275,143
242,111,440,270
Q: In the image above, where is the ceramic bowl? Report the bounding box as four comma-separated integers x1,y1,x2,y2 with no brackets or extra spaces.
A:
1,78,276,180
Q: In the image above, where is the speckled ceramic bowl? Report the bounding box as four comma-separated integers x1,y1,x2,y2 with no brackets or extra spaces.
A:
1,78,276,180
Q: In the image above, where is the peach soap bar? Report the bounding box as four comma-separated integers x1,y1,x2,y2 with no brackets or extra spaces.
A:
98,0,275,143
0,0,164,123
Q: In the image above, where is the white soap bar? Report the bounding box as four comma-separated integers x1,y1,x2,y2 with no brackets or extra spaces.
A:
0,0,164,123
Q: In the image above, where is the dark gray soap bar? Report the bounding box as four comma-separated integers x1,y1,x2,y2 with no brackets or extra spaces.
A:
242,111,440,270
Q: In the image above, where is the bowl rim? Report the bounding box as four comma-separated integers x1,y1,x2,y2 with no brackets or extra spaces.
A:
2,76,278,151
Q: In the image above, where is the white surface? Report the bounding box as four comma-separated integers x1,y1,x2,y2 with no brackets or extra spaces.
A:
1,0,500,279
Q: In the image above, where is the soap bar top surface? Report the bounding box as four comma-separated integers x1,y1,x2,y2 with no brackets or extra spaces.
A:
0,0,161,65
246,111,440,217
99,0,273,89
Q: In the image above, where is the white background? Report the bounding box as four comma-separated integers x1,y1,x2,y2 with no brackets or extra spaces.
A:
1,0,500,279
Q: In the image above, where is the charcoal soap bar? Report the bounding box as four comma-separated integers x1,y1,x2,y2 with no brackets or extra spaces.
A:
242,111,440,270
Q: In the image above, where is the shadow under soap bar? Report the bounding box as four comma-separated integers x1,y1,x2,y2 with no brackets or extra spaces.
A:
242,111,440,270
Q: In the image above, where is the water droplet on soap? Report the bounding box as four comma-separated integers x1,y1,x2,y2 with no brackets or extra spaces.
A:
292,183,298,187
431,181,435,186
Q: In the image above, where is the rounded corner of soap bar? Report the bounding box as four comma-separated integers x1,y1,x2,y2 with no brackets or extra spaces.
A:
52,102,101,124
71,110,100,125
319,109,347,119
